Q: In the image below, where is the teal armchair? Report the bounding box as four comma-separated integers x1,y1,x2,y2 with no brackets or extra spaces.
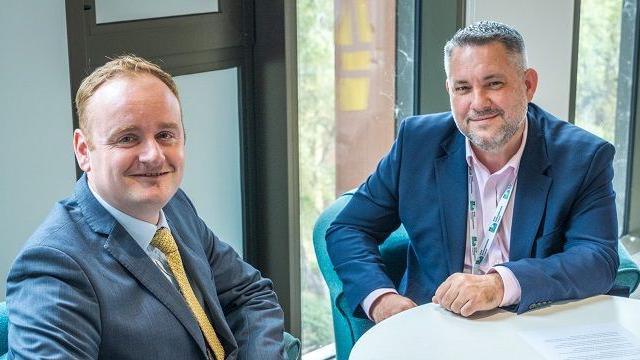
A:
313,191,406,360
1,301,7,360
0,300,299,360
284,331,301,360
313,190,640,360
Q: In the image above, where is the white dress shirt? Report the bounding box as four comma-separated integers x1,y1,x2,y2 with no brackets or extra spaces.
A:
88,184,179,289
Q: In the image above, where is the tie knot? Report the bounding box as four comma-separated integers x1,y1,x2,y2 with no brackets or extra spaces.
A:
151,227,178,255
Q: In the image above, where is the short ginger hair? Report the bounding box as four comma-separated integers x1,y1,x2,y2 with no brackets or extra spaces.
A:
75,55,180,139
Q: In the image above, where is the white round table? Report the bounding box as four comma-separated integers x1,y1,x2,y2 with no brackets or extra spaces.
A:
349,295,640,359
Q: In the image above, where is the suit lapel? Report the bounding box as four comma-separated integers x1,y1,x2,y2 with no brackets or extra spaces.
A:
104,225,209,356
434,133,468,275
510,119,552,261
169,225,236,349
74,176,209,356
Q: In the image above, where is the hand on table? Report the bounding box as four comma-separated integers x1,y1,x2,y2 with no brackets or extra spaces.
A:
432,272,504,317
370,293,417,323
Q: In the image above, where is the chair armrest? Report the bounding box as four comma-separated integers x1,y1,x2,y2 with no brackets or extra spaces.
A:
284,331,301,360
0,301,7,357
615,242,640,294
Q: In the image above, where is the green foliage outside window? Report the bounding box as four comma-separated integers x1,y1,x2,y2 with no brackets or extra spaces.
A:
298,0,337,353
575,0,622,142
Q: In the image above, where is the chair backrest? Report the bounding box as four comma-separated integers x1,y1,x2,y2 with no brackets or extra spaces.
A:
313,191,409,360
314,191,640,360
1,301,8,357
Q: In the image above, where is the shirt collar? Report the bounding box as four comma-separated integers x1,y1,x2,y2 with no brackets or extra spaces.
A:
465,118,529,175
88,183,169,251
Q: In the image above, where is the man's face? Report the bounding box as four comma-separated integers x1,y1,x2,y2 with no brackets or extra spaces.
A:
73,74,184,222
445,42,537,153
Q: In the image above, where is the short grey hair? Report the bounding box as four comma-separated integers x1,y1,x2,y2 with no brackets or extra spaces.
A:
444,21,527,76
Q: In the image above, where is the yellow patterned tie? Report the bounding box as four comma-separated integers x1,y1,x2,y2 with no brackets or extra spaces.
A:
151,227,225,360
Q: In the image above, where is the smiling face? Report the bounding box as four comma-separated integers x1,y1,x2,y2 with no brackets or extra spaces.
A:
73,74,184,223
445,41,537,154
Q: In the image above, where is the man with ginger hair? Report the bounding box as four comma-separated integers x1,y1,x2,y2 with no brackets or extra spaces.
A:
6,56,285,359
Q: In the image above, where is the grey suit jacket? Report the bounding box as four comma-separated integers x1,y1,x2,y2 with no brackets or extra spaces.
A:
6,175,285,359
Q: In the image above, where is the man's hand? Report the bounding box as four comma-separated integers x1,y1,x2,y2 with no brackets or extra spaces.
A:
432,272,504,317
370,293,417,323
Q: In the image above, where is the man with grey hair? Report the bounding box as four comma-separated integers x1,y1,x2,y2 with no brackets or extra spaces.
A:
327,21,618,323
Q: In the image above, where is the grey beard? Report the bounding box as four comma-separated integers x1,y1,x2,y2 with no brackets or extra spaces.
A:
466,118,522,153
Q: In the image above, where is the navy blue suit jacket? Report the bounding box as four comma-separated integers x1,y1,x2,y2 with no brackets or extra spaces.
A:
326,103,619,316
6,175,285,359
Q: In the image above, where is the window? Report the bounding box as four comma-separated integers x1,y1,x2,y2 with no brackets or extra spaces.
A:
297,0,405,355
574,0,635,235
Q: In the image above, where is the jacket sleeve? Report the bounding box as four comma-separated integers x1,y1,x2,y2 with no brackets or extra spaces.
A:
505,141,619,313
181,192,285,360
207,231,285,360
7,244,101,359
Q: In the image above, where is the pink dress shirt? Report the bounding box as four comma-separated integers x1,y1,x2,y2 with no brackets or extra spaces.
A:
362,121,528,319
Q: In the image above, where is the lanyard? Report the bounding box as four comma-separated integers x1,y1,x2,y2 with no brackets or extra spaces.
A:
467,165,515,275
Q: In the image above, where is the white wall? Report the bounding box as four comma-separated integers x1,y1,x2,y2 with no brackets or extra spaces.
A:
466,0,575,120
0,1,76,299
